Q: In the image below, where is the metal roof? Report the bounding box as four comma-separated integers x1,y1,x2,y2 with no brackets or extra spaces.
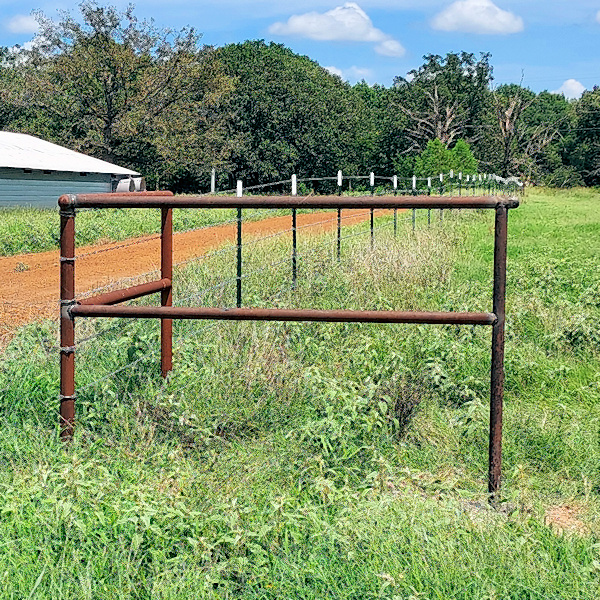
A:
0,131,139,176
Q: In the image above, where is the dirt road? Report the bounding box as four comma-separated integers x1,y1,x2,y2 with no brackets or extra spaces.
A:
1,209,382,340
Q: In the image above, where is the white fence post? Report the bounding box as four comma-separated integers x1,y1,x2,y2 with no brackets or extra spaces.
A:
291,174,297,196
237,180,243,198
211,168,216,194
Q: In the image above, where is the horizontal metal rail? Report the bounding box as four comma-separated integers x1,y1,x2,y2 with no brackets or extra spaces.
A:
59,188,518,499
59,193,518,211
77,278,172,306
70,305,497,325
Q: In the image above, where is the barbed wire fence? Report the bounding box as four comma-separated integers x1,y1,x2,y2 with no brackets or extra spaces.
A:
0,170,520,409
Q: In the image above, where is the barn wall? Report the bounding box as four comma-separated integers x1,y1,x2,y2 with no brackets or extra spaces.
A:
0,169,113,208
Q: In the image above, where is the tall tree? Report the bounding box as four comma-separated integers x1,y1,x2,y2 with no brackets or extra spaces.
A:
350,82,409,174
7,1,231,180
569,87,600,186
489,85,570,180
215,41,363,184
393,52,493,152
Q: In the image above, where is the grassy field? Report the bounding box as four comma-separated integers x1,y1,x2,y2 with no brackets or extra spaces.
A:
0,188,599,598
0,182,509,257
0,206,284,256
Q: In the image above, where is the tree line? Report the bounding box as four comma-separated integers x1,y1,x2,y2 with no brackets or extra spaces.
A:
1,2,599,192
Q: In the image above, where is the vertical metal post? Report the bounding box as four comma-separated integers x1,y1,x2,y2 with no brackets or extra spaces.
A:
292,209,298,285
60,199,76,440
337,209,341,261
489,205,508,497
210,168,216,194
236,181,243,308
439,173,444,222
161,207,173,377
237,207,242,308
393,175,398,238
337,170,342,260
291,173,298,283
412,175,417,231
369,172,375,248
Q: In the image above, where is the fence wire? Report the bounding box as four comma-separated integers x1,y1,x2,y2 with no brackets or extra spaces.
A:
72,211,415,395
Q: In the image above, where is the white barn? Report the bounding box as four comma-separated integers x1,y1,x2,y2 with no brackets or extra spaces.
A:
0,132,142,208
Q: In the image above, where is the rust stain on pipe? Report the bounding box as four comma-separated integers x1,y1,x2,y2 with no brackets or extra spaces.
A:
161,208,173,377
59,204,76,440
77,278,171,306
66,194,519,211
58,190,173,208
489,205,508,497
71,305,496,326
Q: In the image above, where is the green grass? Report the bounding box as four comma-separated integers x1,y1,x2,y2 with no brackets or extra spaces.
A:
0,188,599,598
0,206,285,256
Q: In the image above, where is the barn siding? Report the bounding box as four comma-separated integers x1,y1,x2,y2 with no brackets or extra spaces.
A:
0,169,113,208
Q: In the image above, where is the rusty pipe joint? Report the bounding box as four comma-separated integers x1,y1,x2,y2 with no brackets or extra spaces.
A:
60,298,77,321
58,194,77,214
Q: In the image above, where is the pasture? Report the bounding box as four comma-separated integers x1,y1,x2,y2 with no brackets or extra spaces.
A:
0,188,599,598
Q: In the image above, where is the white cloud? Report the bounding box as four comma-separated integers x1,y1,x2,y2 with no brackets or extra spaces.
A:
431,0,524,34
323,65,374,81
552,79,586,99
269,2,405,57
6,14,39,35
325,65,344,77
347,66,374,79
375,39,405,57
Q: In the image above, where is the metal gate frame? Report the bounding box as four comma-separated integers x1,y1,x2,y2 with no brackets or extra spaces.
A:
59,192,519,494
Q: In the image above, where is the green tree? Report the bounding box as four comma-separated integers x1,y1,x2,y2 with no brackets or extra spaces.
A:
569,87,600,186
393,52,493,152
451,139,478,174
215,41,363,184
486,84,571,181
415,139,453,176
351,82,409,174
7,1,231,183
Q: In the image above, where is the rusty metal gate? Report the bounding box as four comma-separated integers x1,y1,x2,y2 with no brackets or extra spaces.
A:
59,192,519,494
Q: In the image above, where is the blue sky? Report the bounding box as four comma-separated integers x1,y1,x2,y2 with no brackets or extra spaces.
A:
2,0,600,97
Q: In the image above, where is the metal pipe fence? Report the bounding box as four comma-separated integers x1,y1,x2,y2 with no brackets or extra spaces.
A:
58,188,519,497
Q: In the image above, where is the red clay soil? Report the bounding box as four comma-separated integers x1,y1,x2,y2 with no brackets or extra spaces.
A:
0,209,386,341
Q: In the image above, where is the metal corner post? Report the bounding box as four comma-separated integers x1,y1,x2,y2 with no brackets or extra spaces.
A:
161,207,173,377
489,205,508,496
59,199,76,439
